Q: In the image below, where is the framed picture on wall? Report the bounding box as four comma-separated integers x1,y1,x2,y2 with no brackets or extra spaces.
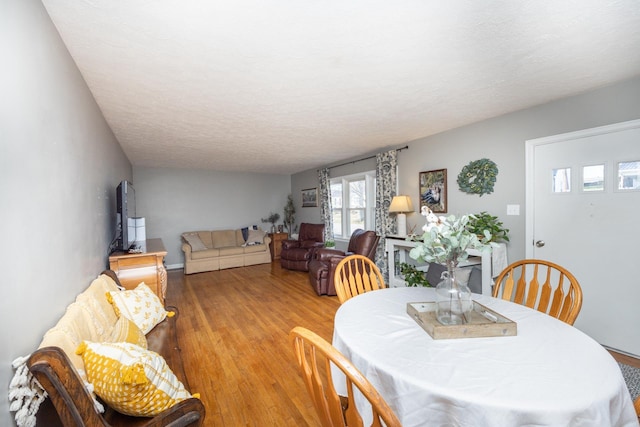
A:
419,169,447,213
301,188,318,207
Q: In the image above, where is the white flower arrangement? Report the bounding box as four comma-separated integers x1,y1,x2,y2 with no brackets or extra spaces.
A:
409,206,492,267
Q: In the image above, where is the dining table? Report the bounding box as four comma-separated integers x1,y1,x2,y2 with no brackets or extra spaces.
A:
332,287,639,427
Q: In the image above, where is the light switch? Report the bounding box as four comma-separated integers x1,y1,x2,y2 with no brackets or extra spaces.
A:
507,204,520,216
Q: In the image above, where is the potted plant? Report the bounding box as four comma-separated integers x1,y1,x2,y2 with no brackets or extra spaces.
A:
466,212,510,242
398,263,430,287
324,240,335,248
283,194,296,237
261,212,280,233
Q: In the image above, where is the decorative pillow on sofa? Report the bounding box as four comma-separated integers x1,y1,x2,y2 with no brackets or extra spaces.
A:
241,227,249,242
76,341,197,417
182,233,207,251
109,316,147,349
106,283,174,334
244,229,266,246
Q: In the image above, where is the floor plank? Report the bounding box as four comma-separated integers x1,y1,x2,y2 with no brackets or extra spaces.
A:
166,263,339,426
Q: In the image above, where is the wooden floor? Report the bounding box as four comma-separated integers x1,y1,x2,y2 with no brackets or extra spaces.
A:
167,262,639,426
166,262,339,427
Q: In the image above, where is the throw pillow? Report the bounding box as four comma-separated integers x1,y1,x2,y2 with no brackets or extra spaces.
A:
425,262,473,287
425,262,447,287
245,229,266,245
109,316,147,349
182,233,207,251
76,341,197,417
241,227,249,242
106,283,174,334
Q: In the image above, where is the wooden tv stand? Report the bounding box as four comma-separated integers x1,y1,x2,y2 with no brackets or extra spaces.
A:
108,238,167,304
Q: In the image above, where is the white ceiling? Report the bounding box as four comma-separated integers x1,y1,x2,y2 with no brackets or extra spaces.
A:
42,0,640,175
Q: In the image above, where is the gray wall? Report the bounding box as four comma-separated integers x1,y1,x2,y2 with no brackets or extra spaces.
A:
0,1,131,425
292,76,640,263
133,167,291,267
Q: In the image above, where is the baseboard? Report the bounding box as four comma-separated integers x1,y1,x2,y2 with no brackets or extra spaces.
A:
166,263,184,270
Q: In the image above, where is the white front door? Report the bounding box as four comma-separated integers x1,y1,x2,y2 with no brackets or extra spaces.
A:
526,119,640,356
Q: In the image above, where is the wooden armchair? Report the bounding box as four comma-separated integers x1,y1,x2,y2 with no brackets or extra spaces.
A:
289,327,401,427
493,259,583,325
333,255,386,304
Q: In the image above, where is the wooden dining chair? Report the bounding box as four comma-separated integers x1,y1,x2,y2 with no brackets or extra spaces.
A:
333,254,386,304
289,326,401,427
493,259,583,325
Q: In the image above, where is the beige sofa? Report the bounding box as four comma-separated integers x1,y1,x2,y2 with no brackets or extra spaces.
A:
181,229,272,274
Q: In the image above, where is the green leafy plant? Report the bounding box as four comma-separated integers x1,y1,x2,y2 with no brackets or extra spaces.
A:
261,212,280,229
410,209,491,268
399,263,431,287
466,212,509,242
324,240,335,248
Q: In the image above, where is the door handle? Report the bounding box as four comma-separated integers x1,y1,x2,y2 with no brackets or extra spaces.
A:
535,240,545,248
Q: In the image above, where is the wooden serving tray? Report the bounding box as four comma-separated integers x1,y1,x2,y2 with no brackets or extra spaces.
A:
406,301,517,339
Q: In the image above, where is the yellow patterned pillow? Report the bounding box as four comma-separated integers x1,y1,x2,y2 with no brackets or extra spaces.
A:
76,341,197,417
106,283,174,334
109,316,147,349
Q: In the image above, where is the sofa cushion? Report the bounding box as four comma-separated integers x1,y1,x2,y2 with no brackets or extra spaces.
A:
191,248,220,260
107,283,173,334
212,230,239,248
244,243,266,254
77,341,195,417
218,246,244,256
245,229,266,245
182,233,207,251
109,316,147,349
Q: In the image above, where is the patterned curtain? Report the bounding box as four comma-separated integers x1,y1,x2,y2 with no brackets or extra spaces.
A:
317,168,333,242
374,150,398,280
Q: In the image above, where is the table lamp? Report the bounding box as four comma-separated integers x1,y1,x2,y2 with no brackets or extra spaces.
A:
389,195,413,237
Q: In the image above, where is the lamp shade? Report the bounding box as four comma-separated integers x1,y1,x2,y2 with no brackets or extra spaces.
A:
389,195,413,213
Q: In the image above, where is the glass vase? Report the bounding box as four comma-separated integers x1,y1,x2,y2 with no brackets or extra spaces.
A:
435,260,473,325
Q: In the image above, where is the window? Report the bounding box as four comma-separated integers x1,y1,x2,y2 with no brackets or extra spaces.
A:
330,171,376,239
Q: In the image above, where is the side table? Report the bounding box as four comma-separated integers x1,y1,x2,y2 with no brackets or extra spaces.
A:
108,238,168,304
268,232,289,261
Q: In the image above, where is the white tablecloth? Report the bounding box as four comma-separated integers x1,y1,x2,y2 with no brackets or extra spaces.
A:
332,287,638,427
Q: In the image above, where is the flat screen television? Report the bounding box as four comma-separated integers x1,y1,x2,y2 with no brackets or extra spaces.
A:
116,180,137,251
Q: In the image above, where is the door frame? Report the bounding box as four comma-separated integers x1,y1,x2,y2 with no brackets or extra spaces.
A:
525,119,640,258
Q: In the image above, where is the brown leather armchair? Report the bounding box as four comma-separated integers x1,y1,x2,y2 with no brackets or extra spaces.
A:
308,229,379,296
280,223,325,271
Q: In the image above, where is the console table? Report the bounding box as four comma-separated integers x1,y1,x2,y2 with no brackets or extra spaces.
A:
385,236,493,295
108,238,167,304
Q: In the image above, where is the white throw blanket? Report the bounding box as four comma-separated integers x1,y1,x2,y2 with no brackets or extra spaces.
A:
8,355,46,427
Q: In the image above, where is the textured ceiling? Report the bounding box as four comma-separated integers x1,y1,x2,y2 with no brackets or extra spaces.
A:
42,0,640,175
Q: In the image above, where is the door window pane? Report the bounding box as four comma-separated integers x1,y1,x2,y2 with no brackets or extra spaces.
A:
617,161,640,190
552,168,571,193
582,164,604,192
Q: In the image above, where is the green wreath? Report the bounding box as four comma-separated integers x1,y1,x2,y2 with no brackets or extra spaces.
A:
457,158,498,196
